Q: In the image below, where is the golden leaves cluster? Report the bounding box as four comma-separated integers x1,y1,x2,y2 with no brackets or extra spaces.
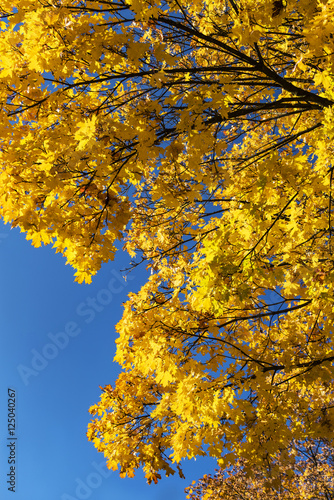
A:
185,443,334,499
1,0,334,489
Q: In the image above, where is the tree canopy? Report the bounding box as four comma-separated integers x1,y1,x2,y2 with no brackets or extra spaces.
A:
1,0,334,490
185,440,334,499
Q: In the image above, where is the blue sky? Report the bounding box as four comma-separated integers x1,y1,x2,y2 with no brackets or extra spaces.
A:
0,219,216,500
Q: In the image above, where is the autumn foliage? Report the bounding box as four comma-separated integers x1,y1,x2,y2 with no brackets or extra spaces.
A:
1,0,334,492
185,440,334,499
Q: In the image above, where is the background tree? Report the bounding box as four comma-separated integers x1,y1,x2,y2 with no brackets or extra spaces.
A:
1,0,334,488
185,440,334,499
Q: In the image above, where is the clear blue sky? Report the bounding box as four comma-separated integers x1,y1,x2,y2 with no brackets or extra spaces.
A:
0,219,216,500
